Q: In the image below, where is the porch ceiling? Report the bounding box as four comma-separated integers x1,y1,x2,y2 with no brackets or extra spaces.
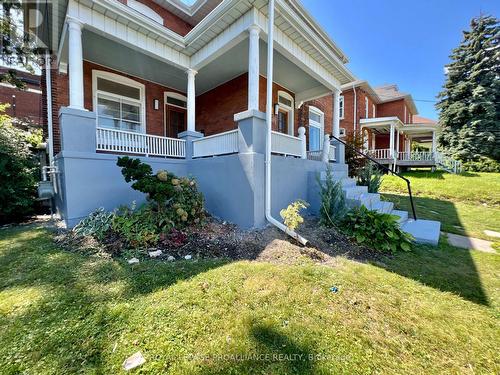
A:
197,39,326,95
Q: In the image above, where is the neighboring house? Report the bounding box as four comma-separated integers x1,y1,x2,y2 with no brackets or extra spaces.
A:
0,67,42,125
314,80,440,170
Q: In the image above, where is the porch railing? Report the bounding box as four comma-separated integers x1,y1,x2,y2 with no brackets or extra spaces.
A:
271,131,302,157
192,129,239,158
398,151,435,161
367,148,393,159
96,127,185,158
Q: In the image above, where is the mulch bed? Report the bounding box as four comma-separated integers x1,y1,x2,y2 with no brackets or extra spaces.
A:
52,216,382,266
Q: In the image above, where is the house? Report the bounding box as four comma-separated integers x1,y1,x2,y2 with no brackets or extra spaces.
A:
34,0,440,244
333,80,441,170
0,67,42,125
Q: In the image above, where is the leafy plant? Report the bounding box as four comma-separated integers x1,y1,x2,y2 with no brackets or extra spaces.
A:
73,208,114,240
342,206,413,253
316,166,347,227
0,104,41,223
116,157,205,228
462,157,500,173
280,200,308,231
112,204,161,248
344,131,367,178
358,162,383,193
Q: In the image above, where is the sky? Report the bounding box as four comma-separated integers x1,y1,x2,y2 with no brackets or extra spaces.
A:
306,0,499,120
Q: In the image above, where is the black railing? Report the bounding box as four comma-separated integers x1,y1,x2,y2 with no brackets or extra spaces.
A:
330,135,417,220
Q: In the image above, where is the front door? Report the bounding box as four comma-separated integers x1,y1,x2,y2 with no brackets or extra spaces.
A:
277,109,289,134
165,105,186,138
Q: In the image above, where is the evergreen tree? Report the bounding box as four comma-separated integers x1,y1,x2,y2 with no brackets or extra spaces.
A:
437,15,500,162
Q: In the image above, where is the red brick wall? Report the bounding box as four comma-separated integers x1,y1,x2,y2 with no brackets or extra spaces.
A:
131,0,193,36
196,73,299,136
1,68,42,125
376,99,414,123
339,87,378,136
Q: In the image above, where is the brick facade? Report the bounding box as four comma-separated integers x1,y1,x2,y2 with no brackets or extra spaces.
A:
0,68,42,125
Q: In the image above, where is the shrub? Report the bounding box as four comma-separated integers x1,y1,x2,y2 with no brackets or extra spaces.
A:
280,200,308,231
357,162,383,193
0,104,42,223
73,208,114,240
112,204,161,248
116,157,204,227
462,157,500,173
344,131,367,178
317,166,347,227
341,206,413,253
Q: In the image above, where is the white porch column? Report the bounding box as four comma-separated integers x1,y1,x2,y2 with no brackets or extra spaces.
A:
247,25,260,111
396,129,400,156
389,123,395,157
431,130,437,154
186,68,197,132
67,17,85,110
332,88,341,138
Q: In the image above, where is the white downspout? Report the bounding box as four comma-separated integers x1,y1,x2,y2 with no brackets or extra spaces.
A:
45,51,54,167
352,84,357,132
265,0,307,245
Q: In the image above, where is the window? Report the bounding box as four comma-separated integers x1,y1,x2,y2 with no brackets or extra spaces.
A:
339,95,344,119
165,92,187,109
404,106,407,124
372,103,376,118
365,97,369,118
277,91,294,135
308,106,324,151
93,71,145,133
339,128,346,137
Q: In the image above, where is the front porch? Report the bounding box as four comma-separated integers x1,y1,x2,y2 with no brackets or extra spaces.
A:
361,117,440,170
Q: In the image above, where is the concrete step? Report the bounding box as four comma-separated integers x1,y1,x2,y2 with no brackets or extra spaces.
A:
402,219,441,246
372,200,394,214
340,177,357,188
391,209,408,224
348,192,380,209
343,185,368,199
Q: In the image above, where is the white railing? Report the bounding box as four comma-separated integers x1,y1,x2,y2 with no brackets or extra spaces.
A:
435,151,462,174
329,145,336,161
192,129,239,158
271,131,302,157
96,127,185,158
398,151,435,161
307,150,322,161
368,148,392,159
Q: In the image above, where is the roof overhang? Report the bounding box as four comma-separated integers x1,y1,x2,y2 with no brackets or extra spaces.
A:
341,80,381,103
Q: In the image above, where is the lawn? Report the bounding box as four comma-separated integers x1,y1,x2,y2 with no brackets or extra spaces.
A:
380,171,500,240
1,227,498,374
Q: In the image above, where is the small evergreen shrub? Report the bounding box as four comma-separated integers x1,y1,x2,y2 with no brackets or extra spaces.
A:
0,104,42,223
280,200,308,231
341,206,413,253
73,208,114,240
317,167,347,227
462,157,500,173
357,162,383,193
344,131,367,178
116,156,205,227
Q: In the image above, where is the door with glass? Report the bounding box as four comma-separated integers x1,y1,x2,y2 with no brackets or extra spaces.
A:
165,106,187,138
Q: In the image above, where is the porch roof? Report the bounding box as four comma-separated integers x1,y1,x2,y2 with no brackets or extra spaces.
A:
359,117,403,133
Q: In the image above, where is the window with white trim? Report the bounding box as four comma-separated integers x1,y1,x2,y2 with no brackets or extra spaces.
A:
339,127,346,137
165,92,187,109
339,95,344,119
404,106,407,124
308,106,324,151
365,97,369,118
93,71,145,133
372,103,376,118
277,91,294,135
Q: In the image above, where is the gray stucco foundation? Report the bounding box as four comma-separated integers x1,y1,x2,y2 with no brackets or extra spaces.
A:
55,107,347,229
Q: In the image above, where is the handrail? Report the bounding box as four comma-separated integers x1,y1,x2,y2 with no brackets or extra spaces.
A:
330,135,417,220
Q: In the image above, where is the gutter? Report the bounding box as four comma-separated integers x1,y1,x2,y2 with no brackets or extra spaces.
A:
265,0,307,246
45,52,54,167
353,83,357,132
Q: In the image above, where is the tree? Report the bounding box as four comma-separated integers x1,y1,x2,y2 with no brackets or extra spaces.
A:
0,0,38,88
436,15,500,162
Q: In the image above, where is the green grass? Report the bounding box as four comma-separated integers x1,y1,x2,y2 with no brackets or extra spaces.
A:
380,171,500,240
1,227,499,374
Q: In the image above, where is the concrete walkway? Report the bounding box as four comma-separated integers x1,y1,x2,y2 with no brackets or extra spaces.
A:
444,232,496,253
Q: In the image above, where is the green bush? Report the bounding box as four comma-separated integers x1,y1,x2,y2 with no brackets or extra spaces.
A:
280,200,308,231
116,156,204,227
357,162,382,193
317,166,347,227
112,204,160,248
341,206,413,253
344,131,367,178
0,104,42,223
462,157,500,173
73,208,114,240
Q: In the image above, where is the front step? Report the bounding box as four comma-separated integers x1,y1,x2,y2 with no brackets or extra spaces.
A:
391,210,408,224
372,200,394,214
402,219,441,246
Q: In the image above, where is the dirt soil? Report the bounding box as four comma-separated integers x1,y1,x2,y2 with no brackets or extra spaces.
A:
51,216,381,266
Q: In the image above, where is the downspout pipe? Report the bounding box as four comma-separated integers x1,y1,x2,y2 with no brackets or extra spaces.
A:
264,0,307,246
352,83,357,132
45,51,54,167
